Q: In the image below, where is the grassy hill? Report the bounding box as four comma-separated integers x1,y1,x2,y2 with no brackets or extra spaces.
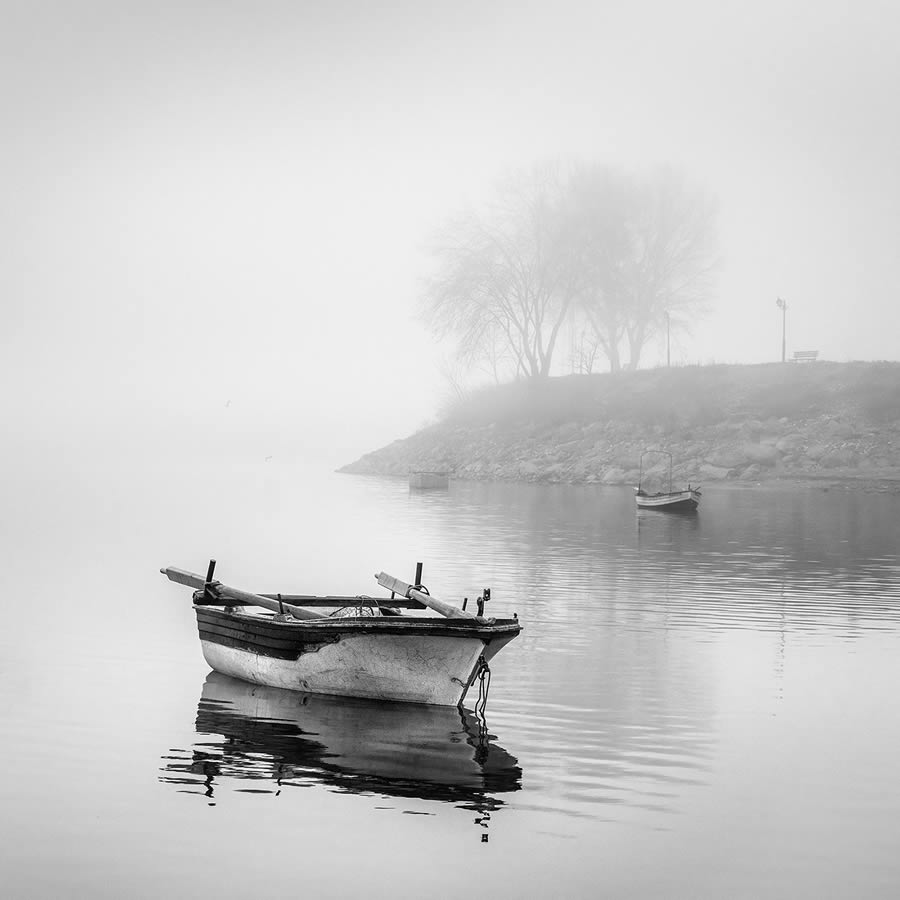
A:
340,362,900,486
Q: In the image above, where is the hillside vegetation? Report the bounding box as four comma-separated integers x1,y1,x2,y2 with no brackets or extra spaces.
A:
340,362,900,486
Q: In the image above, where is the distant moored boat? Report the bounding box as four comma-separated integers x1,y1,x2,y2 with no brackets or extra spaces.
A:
409,470,450,490
634,450,701,512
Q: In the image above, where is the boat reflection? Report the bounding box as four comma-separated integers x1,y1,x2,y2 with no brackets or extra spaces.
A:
160,673,522,828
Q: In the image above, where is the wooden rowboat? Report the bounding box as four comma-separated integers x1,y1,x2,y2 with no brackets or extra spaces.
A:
160,561,521,707
635,449,701,512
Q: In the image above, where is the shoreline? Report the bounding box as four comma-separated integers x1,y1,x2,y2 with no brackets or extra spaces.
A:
340,363,900,491
341,469,900,494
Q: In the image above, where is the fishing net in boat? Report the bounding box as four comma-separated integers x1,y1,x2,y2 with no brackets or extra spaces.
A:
329,596,383,618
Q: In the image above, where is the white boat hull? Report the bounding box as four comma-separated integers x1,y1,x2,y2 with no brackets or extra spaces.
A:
195,607,520,706
202,634,487,706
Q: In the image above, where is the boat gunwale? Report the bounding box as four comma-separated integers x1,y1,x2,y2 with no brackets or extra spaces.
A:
635,489,700,500
195,605,522,640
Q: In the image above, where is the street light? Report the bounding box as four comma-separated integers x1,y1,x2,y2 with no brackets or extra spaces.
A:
776,297,787,362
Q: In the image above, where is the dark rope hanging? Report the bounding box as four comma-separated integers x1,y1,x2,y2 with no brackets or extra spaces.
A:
473,655,492,750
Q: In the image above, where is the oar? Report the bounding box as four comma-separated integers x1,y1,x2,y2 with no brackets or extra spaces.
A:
160,566,325,620
375,572,492,624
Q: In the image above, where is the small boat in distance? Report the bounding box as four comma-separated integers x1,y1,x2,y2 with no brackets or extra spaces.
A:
160,560,521,707
635,450,701,512
409,470,450,490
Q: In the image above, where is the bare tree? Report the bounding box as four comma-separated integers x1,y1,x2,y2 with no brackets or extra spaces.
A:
423,163,717,379
422,165,578,380
620,168,718,369
566,310,607,374
565,165,634,372
564,164,717,371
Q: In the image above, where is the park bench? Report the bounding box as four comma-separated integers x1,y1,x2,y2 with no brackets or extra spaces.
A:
792,350,819,362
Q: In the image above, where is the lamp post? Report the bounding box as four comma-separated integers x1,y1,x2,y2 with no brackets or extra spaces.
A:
776,297,787,362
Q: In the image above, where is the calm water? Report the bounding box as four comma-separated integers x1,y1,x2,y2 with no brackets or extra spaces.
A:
2,457,900,898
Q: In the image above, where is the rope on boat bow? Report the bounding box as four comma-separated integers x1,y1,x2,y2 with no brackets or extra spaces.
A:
474,655,491,720
470,655,492,756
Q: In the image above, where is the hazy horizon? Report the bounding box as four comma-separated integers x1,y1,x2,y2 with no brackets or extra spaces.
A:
4,0,899,466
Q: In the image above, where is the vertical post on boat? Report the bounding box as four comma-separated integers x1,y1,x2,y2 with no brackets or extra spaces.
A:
203,559,217,602
414,561,423,587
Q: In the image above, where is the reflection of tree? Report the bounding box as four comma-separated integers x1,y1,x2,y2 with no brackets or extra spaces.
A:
406,479,898,811
410,480,718,816
364,478,899,821
434,480,899,634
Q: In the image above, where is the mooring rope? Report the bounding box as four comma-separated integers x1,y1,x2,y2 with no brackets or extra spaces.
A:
473,655,492,733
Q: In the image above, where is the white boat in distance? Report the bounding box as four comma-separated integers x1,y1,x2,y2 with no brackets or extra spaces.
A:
634,450,701,512
160,561,521,707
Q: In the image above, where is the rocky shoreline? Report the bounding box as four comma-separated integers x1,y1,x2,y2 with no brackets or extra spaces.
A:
340,413,900,488
340,363,900,489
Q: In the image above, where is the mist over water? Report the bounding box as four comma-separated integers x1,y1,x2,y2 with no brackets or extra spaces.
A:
4,2,900,896
4,1,900,455
2,458,899,897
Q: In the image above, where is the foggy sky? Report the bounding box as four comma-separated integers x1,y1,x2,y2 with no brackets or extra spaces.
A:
3,0,899,466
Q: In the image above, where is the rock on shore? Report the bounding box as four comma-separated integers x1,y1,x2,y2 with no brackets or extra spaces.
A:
339,362,900,486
